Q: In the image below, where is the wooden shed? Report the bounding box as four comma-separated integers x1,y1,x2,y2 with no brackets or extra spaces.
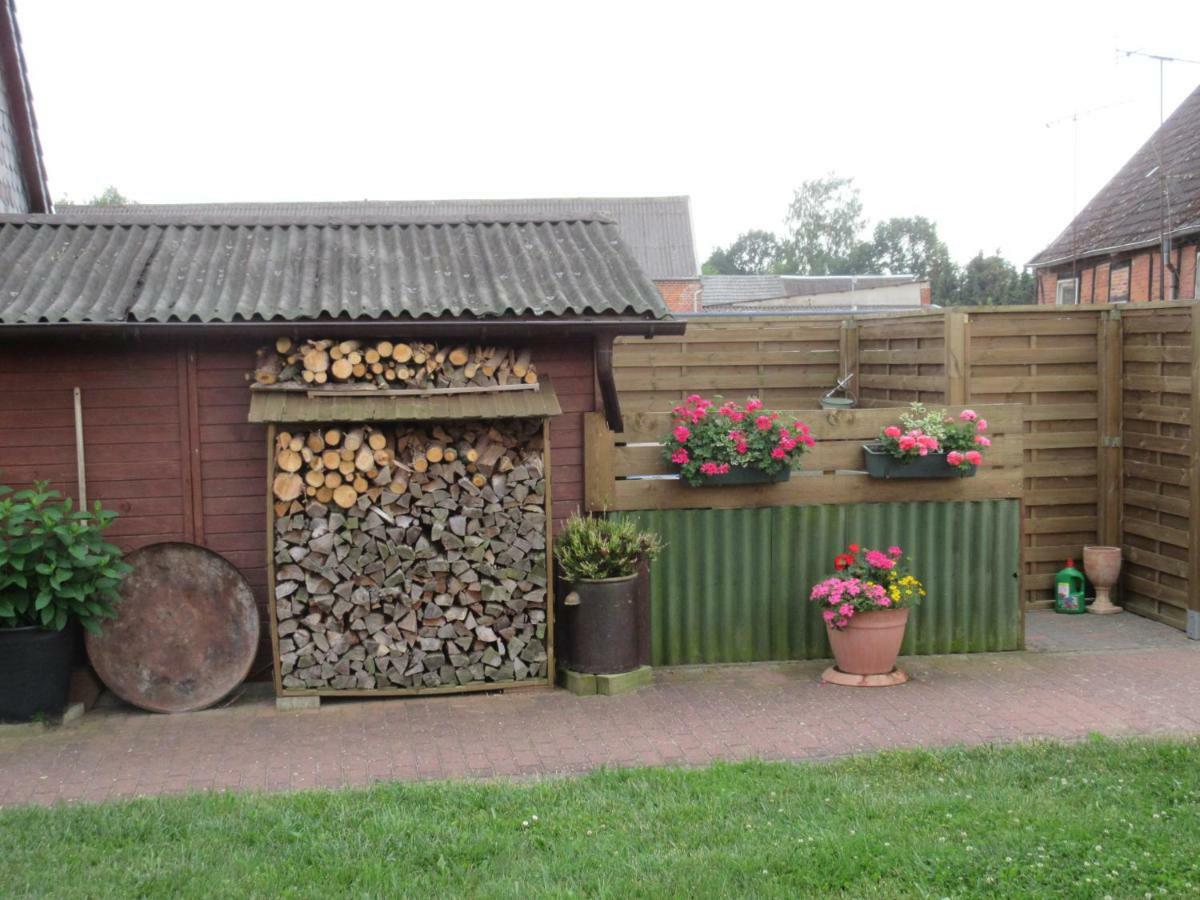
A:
0,208,683,690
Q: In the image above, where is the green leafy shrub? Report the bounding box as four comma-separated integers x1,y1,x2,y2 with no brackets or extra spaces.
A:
555,514,663,582
0,482,131,633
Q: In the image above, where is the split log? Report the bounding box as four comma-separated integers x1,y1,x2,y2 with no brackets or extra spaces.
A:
272,419,548,691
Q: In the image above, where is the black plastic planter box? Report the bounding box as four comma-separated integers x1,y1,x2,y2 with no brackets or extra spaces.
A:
685,466,791,487
862,443,975,479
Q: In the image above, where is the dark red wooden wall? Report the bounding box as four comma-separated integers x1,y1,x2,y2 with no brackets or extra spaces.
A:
0,334,597,672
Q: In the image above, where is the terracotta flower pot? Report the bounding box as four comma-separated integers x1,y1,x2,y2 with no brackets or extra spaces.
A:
826,607,909,676
1083,545,1123,615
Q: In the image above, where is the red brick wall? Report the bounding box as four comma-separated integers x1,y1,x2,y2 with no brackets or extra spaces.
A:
0,334,596,673
1080,266,1095,303
1131,253,1151,301
1039,271,1057,304
1094,262,1110,303
1181,242,1198,300
656,279,700,313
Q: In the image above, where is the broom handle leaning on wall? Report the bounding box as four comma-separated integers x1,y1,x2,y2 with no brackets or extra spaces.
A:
73,387,87,510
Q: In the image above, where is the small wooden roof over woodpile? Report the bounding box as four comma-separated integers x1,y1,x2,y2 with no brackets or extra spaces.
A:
0,214,670,324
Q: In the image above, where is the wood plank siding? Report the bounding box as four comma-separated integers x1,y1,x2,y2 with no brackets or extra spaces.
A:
0,335,597,672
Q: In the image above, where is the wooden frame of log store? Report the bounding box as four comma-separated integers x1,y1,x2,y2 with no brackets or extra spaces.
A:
251,339,563,699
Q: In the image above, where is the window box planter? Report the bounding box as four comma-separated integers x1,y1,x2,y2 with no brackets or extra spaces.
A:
684,466,791,487
862,443,975,479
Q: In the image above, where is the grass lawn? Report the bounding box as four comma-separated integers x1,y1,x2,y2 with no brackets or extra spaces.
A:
1,737,1198,898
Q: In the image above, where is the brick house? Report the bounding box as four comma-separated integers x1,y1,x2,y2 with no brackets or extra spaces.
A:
1030,82,1200,304
0,0,50,214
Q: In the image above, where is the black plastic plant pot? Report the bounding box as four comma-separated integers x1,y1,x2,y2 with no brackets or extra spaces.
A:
684,466,791,487
0,624,77,722
862,443,976,479
560,575,640,675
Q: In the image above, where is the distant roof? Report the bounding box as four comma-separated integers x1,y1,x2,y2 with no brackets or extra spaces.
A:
0,216,669,324
0,0,50,212
700,274,922,307
1030,82,1200,267
58,196,700,281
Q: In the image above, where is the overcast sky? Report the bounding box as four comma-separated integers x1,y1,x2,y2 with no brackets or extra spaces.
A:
18,0,1200,269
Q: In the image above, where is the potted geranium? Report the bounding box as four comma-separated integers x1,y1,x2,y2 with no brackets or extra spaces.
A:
555,514,662,675
0,482,130,721
809,543,925,685
862,403,990,478
663,394,815,486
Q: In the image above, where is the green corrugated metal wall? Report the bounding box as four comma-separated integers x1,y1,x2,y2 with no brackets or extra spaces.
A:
618,501,1021,666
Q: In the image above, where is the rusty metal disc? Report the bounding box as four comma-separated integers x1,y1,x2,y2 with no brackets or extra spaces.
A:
85,542,260,713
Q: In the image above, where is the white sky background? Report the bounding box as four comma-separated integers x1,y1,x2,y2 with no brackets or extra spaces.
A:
18,0,1200,268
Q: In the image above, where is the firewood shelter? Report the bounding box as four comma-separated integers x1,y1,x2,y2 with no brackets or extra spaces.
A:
0,208,683,702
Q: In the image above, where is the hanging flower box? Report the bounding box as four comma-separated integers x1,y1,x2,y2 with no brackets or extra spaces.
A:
663,395,813,487
863,404,989,480
861,445,974,479
695,466,792,487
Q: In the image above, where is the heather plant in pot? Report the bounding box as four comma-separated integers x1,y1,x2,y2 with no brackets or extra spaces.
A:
555,515,662,675
663,395,814,486
809,543,924,684
0,482,130,721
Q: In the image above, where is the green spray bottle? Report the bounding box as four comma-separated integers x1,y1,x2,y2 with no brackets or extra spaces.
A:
1054,559,1086,614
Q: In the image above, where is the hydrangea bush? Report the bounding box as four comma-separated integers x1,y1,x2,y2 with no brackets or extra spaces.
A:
663,395,814,486
875,402,991,471
809,543,925,630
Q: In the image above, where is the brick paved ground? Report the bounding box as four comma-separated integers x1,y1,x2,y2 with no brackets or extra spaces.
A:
2,611,1198,808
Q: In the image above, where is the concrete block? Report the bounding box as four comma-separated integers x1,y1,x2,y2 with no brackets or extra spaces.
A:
276,695,321,711
557,668,597,696
595,666,653,696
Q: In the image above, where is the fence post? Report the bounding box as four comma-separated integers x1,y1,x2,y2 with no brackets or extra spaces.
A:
839,319,859,403
944,309,969,404
1190,305,1200,637
1096,307,1123,549
583,411,616,513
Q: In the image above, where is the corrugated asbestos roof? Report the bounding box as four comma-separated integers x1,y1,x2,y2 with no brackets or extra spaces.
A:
1030,82,1200,266
247,380,561,423
0,217,669,324
56,196,700,281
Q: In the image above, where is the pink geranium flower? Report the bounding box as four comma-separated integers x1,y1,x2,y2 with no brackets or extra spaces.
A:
884,425,902,438
959,409,978,422
755,415,773,431
975,435,991,447
976,418,987,432
888,545,902,556
746,398,763,412
965,450,982,466
670,448,689,464
770,447,787,460
673,425,691,443
947,450,964,466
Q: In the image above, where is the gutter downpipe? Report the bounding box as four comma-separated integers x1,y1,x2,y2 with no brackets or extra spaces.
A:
595,334,624,433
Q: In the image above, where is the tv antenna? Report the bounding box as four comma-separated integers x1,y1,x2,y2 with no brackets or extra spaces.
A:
1117,49,1200,298
1044,100,1131,302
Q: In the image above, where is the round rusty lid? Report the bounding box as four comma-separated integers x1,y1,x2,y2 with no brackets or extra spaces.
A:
85,542,260,713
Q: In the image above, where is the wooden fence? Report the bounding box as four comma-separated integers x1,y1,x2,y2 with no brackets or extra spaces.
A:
613,303,1200,630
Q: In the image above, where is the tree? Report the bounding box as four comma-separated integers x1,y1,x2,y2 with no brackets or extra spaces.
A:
56,186,133,207
703,229,786,275
954,252,1033,306
784,174,865,275
857,216,960,304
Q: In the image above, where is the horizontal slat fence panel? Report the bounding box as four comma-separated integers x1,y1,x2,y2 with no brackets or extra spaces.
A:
585,404,1023,512
613,316,843,412
856,312,946,407
1119,305,1193,629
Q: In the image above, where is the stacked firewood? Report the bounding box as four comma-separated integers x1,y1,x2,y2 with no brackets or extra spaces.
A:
253,338,538,390
272,420,549,691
